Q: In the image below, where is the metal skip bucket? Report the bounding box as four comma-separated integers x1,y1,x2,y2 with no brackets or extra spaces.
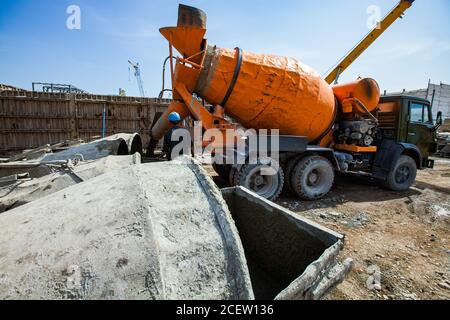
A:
222,187,353,300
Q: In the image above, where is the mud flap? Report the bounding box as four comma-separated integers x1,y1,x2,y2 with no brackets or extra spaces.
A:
372,139,404,181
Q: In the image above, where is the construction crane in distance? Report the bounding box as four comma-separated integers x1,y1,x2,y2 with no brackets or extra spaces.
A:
325,0,414,85
128,60,146,97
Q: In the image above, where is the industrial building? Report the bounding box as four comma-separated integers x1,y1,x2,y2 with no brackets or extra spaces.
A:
390,81,450,119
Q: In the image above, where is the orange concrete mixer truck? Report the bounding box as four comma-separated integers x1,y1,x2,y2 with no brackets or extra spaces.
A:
148,3,438,201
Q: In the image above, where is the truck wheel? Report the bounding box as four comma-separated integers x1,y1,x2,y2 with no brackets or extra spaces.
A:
284,155,304,194
291,155,334,200
236,158,284,201
385,155,417,191
212,162,231,181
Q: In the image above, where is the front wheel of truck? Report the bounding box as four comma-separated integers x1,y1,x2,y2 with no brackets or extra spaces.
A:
385,155,417,191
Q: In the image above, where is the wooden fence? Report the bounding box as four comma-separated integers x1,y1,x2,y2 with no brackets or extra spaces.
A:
0,90,170,156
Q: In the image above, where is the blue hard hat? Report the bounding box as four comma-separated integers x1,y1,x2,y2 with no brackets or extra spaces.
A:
168,112,181,123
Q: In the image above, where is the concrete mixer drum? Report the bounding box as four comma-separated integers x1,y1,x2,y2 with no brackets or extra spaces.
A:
149,4,435,201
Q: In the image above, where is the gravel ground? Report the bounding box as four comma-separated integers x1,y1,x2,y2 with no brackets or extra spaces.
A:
207,158,450,300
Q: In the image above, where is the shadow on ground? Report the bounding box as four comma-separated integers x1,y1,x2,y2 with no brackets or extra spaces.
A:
213,173,423,212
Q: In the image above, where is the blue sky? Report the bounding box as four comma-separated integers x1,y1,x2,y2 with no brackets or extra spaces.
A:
1,0,449,97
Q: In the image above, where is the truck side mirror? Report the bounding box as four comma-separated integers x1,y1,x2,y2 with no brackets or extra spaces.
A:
436,111,443,127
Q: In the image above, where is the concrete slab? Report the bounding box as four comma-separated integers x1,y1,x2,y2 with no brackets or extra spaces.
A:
0,157,253,300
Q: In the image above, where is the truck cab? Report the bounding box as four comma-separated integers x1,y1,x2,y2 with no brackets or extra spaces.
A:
377,95,439,168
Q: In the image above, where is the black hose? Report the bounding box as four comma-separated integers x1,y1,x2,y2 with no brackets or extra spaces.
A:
159,56,175,99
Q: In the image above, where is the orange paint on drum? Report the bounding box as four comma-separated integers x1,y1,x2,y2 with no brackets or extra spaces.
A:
195,46,337,142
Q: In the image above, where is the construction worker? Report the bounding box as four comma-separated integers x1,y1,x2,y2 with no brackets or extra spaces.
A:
163,112,185,160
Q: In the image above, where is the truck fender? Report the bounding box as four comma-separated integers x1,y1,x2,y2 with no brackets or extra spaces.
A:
372,140,422,181
306,146,341,170
397,142,422,169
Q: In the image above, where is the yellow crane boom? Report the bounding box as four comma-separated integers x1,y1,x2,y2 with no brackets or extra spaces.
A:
325,0,414,84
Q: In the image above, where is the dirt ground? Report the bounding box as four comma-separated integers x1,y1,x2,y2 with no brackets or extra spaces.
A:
207,159,450,300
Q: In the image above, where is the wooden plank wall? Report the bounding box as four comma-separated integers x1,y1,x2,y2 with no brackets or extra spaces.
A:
0,90,170,156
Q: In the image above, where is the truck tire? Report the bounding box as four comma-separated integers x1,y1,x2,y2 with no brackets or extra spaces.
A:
291,155,334,200
284,155,305,194
385,155,417,191
236,158,284,201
